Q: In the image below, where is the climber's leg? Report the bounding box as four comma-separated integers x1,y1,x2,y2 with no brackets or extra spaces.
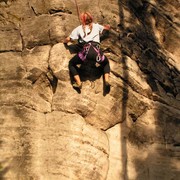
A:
68,55,83,88
100,56,111,87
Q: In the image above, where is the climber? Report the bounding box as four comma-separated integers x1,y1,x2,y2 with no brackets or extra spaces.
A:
63,12,111,90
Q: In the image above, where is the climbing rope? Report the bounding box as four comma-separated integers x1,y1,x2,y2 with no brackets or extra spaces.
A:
74,0,81,24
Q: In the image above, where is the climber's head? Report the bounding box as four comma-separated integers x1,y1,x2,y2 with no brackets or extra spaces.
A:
80,12,93,25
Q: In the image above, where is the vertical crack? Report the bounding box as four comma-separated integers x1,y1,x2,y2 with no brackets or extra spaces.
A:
30,5,38,16
46,67,58,94
46,46,58,112
19,30,25,52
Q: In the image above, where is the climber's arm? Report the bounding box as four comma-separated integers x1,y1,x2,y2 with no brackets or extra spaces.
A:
100,24,110,40
63,36,71,44
103,24,110,31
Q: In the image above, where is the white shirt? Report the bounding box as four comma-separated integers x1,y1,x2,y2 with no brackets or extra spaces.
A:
70,23,104,43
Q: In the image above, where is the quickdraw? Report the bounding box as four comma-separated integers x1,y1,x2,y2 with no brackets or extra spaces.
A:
78,43,91,61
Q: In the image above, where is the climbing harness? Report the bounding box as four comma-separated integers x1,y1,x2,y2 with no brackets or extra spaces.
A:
78,42,105,63
78,43,90,61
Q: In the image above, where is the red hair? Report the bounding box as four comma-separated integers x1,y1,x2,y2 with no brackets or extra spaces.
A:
80,12,93,25
80,12,93,37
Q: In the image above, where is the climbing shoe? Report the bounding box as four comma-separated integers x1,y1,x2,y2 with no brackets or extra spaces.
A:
104,81,111,95
72,82,82,89
105,81,111,88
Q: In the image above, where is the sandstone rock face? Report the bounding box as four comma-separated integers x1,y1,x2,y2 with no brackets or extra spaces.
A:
0,0,180,179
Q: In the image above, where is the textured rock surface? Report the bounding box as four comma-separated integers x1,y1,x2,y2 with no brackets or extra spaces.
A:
0,0,180,179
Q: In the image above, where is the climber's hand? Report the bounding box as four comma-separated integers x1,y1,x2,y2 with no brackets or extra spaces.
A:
104,25,111,30
63,37,71,44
